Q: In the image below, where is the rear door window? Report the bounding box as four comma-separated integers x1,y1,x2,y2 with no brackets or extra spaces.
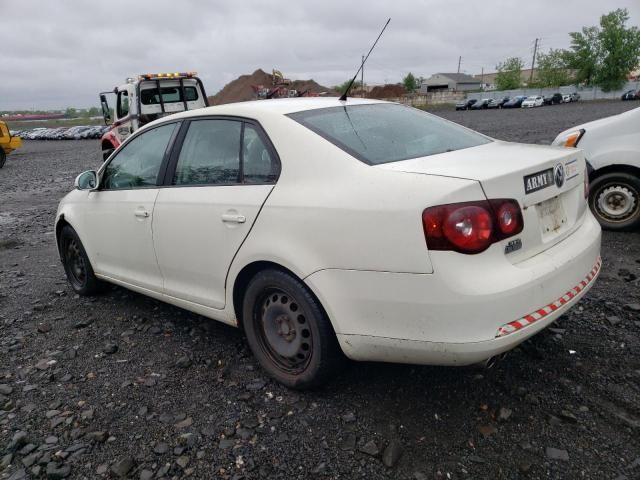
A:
242,125,279,183
173,120,242,185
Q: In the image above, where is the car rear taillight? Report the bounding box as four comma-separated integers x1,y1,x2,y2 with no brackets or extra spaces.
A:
422,199,523,254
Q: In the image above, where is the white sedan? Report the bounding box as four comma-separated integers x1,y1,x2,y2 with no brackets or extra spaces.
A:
56,98,601,389
553,106,640,230
521,96,544,108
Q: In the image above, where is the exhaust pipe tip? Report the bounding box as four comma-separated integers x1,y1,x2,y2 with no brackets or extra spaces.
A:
474,352,509,370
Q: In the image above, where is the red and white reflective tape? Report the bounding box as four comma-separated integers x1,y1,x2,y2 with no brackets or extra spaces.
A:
496,256,602,338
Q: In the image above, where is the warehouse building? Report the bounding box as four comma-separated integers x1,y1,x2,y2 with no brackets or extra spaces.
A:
420,73,481,92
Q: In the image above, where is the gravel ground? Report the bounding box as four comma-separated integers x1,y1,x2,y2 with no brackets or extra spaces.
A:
1,100,639,480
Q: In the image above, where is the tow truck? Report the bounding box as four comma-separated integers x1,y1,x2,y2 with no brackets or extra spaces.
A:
0,121,22,168
98,72,209,160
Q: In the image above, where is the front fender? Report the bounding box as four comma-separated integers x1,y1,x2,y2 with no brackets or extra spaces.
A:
588,149,640,172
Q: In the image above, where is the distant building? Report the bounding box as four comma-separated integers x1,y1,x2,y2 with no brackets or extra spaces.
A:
420,73,481,93
474,68,538,90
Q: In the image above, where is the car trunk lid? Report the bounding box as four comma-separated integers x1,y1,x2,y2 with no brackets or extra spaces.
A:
377,141,588,262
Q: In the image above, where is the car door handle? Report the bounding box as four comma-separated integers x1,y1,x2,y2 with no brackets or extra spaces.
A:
134,208,150,218
221,213,246,224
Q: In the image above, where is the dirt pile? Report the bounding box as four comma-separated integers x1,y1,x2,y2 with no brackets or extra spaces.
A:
209,69,335,105
368,84,407,99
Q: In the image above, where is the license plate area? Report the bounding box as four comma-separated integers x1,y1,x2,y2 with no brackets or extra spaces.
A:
537,196,567,237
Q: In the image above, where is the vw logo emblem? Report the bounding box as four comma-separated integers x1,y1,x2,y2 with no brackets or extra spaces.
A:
554,163,565,188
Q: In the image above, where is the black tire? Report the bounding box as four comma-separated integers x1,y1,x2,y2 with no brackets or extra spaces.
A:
0,149,6,169
59,226,104,295
588,172,640,231
242,269,344,389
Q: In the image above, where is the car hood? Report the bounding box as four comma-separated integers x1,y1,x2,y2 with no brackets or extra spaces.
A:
555,106,640,141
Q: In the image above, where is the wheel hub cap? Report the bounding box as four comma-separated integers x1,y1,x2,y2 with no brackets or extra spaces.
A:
597,185,637,219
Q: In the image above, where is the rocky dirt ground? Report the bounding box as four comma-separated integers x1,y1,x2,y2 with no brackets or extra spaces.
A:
1,100,639,480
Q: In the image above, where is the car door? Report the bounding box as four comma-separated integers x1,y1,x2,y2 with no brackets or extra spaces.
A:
76,122,180,291
152,118,279,309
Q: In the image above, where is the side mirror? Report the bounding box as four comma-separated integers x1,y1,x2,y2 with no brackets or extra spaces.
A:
100,94,112,125
75,170,97,190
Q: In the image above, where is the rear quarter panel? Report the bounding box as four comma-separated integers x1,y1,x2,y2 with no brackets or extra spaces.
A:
226,114,486,290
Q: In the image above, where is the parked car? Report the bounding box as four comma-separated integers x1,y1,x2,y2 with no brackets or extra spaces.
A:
487,97,510,109
57,98,601,388
553,106,640,230
470,98,491,110
455,98,477,110
502,96,526,108
543,93,563,105
521,96,544,108
621,89,640,101
563,92,580,103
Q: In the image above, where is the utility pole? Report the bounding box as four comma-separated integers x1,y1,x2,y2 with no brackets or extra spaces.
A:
457,56,462,74
529,38,539,84
361,54,365,98
481,67,484,90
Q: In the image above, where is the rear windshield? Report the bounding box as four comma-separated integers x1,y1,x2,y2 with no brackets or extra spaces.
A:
287,103,490,165
140,86,199,105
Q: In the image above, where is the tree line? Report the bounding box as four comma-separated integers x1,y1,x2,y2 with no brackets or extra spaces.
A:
495,9,640,91
335,8,639,95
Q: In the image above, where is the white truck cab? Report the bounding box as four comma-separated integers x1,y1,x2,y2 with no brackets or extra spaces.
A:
99,72,208,160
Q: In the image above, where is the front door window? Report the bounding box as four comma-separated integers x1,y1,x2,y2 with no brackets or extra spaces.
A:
102,122,178,190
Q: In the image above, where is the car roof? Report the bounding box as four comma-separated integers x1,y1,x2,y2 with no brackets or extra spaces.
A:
169,97,388,121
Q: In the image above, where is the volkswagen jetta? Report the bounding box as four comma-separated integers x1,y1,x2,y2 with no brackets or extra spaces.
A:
56,98,601,389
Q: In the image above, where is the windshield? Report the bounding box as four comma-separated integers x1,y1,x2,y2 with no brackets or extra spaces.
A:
287,103,491,165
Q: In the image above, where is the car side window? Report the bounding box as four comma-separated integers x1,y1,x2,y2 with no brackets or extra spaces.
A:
117,90,129,118
102,123,178,190
242,125,279,183
173,120,241,185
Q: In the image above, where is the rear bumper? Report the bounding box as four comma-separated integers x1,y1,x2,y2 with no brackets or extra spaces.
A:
305,211,601,365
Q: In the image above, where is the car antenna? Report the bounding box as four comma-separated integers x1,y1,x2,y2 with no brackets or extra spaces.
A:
339,18,391,102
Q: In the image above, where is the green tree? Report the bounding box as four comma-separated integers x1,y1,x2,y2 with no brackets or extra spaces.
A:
566,9,640,90
402,72,418,92
595,9,640,91
495,57,524,90
534,49,572,87
87,107,100,117
64,108,77,118
566,26,600,86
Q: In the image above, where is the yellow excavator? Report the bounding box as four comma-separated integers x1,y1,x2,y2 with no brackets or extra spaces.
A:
0,120,21,168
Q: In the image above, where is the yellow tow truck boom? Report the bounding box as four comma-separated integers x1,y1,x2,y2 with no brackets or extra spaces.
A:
0,120,21,168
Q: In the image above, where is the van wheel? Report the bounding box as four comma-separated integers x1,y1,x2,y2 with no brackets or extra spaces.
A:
59,226,104,295
242,269,343,389
0,149,6,168
589,172,640,230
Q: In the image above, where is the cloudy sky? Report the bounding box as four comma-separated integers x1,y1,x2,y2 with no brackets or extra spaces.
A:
1,0,638,110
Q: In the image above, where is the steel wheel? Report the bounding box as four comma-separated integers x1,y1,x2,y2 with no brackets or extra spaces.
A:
253,288,313,375
58,225,103,295
64,237,87,289
589,172,640,231
242,269,344,389
595,185,637,222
